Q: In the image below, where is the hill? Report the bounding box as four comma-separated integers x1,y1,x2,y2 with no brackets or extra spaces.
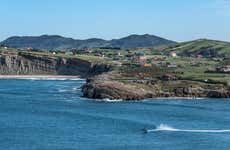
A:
0,34,176,50
164,39,230,58
109,34,175,48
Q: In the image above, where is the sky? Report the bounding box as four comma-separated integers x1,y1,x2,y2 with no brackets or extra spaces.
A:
0,0,230,42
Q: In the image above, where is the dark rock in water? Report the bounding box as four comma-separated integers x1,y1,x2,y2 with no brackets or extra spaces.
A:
207,90,230,98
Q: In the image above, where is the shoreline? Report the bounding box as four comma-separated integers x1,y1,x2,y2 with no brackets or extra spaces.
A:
91,97,230,103
100,97,230,102
82,73,230,100
0,75,81,79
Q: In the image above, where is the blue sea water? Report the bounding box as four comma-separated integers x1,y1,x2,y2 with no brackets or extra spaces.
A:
1,79,230,150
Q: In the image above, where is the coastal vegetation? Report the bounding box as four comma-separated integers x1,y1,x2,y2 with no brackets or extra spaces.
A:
0,36,229,100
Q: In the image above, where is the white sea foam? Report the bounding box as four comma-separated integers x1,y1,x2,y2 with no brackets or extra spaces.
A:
58,86,81,93
100,98,123,102
147,124,230,133
152,97,206,100
72,87,81,91
58,89,69,92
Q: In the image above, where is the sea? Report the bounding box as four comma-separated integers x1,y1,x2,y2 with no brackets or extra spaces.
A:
1,78,230,150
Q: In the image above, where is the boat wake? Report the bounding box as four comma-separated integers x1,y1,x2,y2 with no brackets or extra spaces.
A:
146,124,230,133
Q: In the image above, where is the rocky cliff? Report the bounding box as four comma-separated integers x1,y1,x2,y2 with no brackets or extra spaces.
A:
82,72,230,100
0,52,111,77
82,72,156,100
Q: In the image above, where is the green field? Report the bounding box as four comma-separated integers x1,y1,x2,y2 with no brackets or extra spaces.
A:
163,39,230,58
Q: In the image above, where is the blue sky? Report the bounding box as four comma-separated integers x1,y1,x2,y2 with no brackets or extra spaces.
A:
0,0,230,42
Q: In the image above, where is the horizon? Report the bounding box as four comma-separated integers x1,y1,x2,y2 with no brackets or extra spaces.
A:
1,0,230,42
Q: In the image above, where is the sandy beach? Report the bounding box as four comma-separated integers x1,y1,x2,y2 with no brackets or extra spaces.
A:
0,75,81,79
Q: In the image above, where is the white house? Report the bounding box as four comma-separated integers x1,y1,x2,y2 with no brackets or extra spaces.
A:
170,51,177,57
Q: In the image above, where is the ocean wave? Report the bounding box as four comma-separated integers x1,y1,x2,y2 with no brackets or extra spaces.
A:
96,98,123,102
147,124,230,133
149,97,207,100
58,87,81,92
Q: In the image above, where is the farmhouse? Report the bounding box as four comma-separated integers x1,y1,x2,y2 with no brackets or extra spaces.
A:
217,65,230,73
170,51,177,57
167,64,177,68
132,53,147,64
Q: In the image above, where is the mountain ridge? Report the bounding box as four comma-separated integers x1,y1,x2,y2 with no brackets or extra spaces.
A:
0,34,176,50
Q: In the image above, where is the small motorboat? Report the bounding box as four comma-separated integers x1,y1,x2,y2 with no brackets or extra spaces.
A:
143,125,157,133
143,128,149,133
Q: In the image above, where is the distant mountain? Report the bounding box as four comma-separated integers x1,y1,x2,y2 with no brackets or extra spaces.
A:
0,34,176,50
110,34,175,48
164,39,230,58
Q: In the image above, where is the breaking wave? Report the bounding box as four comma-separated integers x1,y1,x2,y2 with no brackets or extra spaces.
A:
147,124,230,133
57,86,81,93
97,98,123,102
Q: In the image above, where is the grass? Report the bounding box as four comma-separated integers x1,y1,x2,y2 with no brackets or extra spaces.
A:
172,58,230,86
24,51,115,65
0,48,118,66
117,55,230,87
162,39,230,58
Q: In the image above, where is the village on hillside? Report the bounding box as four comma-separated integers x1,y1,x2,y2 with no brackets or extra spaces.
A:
0,44,229,86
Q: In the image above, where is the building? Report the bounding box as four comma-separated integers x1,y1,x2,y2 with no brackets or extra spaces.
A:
57,50,66,54
132,53,147,64
195,54,203,58
51,51,56,55
161,74,178,81
26,47,34,51
217,65,230,73
170,51,177,57
143,63,152,67
84,48,92,54
167,64,177,68
65,51,73,55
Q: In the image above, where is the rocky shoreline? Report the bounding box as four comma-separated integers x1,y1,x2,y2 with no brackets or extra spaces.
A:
82,71,230,100
0,51,229,101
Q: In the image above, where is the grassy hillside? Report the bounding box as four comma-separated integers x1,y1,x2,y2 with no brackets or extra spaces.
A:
163,39,230,58
0,47,115,65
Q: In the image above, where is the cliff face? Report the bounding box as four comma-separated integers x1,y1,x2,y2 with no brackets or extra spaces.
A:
0,52,111,77
82,72,230,100
82,72,156,100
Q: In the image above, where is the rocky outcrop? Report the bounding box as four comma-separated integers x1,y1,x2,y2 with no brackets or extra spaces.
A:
207,90,230,98
0,52,111,77
82,72,156,100
82,72,230,100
